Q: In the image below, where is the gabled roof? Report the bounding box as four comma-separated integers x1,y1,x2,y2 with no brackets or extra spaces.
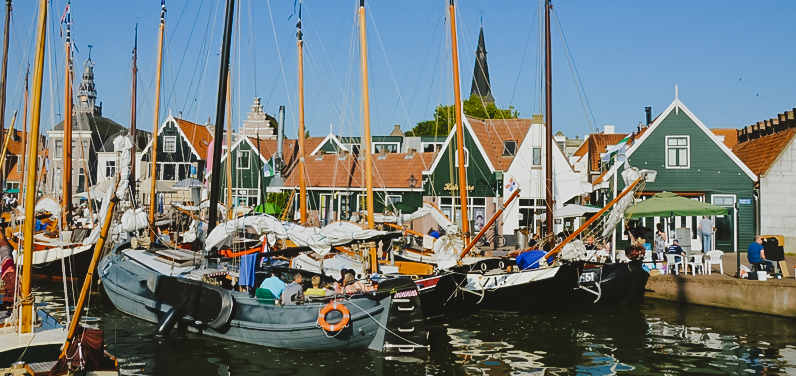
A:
710,128,739,149
424,115,498,174
467,117,533,171
586,133,628,172
281,151,433,190
175,118,213,158
626,98,757,181
732,128,796,177
310,133,347,155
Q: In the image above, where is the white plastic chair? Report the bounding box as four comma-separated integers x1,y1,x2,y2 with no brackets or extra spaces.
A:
688,254,704,276
704,250,724,275
665,254,683,275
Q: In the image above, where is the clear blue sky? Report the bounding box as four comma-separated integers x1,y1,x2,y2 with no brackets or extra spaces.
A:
3,0,795,143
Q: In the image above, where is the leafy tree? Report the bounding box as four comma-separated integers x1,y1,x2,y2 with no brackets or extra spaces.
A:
407,94,519,136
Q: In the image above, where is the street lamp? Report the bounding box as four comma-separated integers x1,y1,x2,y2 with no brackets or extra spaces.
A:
407,174,417,188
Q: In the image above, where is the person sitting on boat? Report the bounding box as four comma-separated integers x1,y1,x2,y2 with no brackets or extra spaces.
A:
0,230,16,310
667,239,686,263
428,228,440,239
343,272,364,294
305,275,328,297
282,273,305,305
585,237,597,251
259,270,286,302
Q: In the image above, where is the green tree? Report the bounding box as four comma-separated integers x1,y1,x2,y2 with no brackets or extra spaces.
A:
407,94,519,136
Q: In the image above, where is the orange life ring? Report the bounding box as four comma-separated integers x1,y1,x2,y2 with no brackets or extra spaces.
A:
317,301,350,332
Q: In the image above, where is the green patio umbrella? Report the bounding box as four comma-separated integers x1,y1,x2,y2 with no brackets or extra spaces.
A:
253,202,281,215
625,191,728,218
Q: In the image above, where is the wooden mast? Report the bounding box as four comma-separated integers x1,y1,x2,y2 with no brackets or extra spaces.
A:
544,0,554,245
358,0,374,229
225,75,232,218
206,0,235,232
20,0,47,334
149,1,166,239
0,0,10,194
130,24,137,199
448,0,469,245
62,6,72,227
19,66,26,200
296,0,307,224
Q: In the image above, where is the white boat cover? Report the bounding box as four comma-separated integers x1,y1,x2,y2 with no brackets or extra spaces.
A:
34,197,60,216
203,215,387,256
120,207,149,233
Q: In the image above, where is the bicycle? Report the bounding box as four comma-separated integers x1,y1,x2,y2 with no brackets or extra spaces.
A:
478,228,506,248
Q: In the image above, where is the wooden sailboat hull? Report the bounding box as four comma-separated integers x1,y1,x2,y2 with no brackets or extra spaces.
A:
0,311,66,367
99,245,427,353
570,261,650,305
14,244,94,278
455,262,582,314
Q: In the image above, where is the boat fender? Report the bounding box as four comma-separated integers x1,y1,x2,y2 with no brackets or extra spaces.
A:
156,307,181,336
318,301,350,332
147,276,158,293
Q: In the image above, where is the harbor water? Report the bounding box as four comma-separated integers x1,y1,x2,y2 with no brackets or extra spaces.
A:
28,279,796,375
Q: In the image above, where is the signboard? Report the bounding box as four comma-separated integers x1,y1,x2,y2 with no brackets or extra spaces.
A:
739,199,752,205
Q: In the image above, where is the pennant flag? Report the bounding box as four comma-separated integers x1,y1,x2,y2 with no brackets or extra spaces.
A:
59,1,70,37
601,135,631,163
263,159,274,178
505,176,519,193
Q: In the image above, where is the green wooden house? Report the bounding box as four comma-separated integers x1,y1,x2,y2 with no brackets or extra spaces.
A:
215,136,275,207
614,97,757,254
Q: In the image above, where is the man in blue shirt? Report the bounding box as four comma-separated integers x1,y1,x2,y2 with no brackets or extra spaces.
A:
259,271,286,301
667,239,686,262
747,235,772,273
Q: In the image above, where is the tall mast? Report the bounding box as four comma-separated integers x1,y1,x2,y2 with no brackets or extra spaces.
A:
207,0,235,232
296,0,307,224
358,0,374,229
62,2,72,227
0,0,11,193
225,75,232,218
544,0,554,243
130,24,137,199
19,66,26,201
149,1,166,239
20,0,47,334
448,0,469,244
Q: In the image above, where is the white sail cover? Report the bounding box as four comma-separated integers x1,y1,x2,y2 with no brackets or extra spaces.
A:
375,203,462,269
34,197,60,216
119,207,149,233
203,215,387,256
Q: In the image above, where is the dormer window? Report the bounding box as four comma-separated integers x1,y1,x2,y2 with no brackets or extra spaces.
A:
164,136,177,153
503,140,516,156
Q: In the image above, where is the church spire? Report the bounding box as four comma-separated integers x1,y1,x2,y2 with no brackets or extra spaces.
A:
77,44,101,115
470,21,494,104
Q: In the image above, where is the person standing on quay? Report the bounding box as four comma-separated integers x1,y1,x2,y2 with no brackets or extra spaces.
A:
698,216,715,253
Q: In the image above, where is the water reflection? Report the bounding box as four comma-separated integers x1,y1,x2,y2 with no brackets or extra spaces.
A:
27,280,796,375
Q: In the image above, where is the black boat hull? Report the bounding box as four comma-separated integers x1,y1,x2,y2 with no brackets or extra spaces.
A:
572,261,650,305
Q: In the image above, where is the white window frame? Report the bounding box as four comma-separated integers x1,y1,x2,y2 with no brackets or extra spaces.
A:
503,140,517,156
665,135,690,169
372,142,400,153
421,142,443,153
532,148,542,166
238,150,251,169
54,140,63,159
454,148,470,167
164,136,177,153
385,194,401,209
105,160,116,178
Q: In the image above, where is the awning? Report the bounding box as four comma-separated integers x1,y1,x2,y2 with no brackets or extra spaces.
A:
625,191,728,218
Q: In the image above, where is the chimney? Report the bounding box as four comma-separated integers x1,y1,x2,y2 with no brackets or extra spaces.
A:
603,125,615,134
532,114,544,124
276,105,285,171
378,147,388,160
389,124,404,137
338,150,350,160
405,148,416,159
644,107,652,127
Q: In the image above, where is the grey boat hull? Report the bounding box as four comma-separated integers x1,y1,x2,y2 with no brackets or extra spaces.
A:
99,249,424,352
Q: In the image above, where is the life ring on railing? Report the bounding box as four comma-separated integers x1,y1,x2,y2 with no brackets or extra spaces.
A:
317,301,350,332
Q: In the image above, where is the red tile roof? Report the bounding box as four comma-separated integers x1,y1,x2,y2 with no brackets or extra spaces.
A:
466,117,533,171
3,129,47,182
586,133,629,172
175,118,213,158
732,128,796,177
710,128,739,149
282,151,434,189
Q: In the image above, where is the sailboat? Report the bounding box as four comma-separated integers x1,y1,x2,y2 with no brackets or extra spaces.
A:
99,0,428,354
0,0,68,366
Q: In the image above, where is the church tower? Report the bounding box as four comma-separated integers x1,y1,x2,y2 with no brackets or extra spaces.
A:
470,21,495,104
77,46,102,116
